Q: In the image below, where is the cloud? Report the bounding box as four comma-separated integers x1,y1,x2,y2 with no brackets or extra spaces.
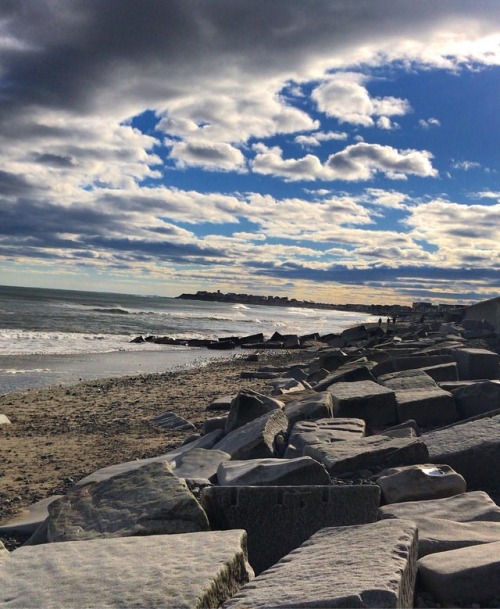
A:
252,142,437,181
311,72,411,127
452,160,481,171
295,131,348,147
419,117,441,129
166,140,246,171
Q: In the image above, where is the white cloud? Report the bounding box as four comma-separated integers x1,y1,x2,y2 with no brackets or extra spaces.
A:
167,140,246,171
376,116,399,130
252,142,437,181
295,131,348,147
452,160,481,171
311,72,411,127
419,117,441,129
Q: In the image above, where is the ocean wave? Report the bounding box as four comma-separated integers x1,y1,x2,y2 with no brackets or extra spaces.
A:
91,308,130,315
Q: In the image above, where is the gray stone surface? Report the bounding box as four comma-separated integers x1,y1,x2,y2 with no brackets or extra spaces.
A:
202,484,380,574
217,456,331,486
151,411,196,431
376,464,466,504
424,417,500,491
285,417,365,458
0,530,253,609
283,391,333,427
213,410,289,459
225,389,284,433
0,414,11,425
328,380,398,428
418,541,500,606
378,369,437,390
224,519,418,609
46,462,209,542
372,355,455,378
171,448,231,480
313,364,375,391
305,434,429,476
379,490,500,522
206,395,234,411
0,542,8,559
452,380,500,418
0,496,62,537
452,347,500,380
394,387,458,427
414,516,500,558
203,415,228,434
76,429,224,485
420,362,458,382
269,378,307,395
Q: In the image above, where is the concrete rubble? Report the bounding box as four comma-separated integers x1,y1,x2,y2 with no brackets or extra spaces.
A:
2,315,500,607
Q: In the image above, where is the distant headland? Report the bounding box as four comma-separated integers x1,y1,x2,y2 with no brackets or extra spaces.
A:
176,290,463,318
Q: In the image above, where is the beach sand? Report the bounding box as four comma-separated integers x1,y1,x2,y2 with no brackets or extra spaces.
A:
0,350,313,533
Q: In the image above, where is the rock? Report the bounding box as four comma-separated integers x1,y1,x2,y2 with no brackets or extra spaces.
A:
313,364,375,391
378,369,437,391
372,355,455,378
203,415,228,434
0,531,253,609
305,435,429,476
379,490,500,522
424,417,500,492
284,417,365,458
207,340,236,350
0,542,8,559
130,335,145,343
224,519,418,609
213,410,289,460
376,464,466,504
452,347,500,380
414,517,500,558
0,414,12,425
225,389,284,433
76,429,225,485
151,411,196,431
283,391,334,427
394,388,458,427
47,462,209,541
268,378,306,395
206,395,235,411
0,496,63,538
452,380,500,418
420,362,459,382
418,541,500,607
170,448,231,480
240,333,264,345
381,419,421,436
328,380,398,429
282,365,309,382
317,349,349,371
340,324,370,344
216,456,331,486
202,485,380,575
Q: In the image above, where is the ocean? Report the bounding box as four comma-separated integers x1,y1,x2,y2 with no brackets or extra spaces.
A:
0,285,377,395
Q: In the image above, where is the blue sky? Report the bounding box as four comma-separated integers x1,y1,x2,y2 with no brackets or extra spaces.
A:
0,1,499,305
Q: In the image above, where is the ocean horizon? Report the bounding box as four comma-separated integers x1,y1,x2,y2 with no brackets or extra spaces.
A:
0,284,378,395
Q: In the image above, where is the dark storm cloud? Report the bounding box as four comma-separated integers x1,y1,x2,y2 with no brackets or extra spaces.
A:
31,153,75,168
0,171,35,196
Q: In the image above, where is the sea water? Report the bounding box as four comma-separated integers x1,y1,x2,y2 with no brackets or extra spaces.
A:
0,285,377,395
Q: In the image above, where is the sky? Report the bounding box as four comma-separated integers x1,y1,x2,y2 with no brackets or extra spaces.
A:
0,1,499,305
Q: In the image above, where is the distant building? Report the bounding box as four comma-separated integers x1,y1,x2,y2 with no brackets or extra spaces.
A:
412,301,433,312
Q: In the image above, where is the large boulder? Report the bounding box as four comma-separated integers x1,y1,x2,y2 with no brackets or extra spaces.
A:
394,387,458,427
216,456,331,486
225,389,284,433
418,541,500,607
224,520,418,609
376,464,466,504
283,391,334,427
46,462,210,542
451,347,500,380
452,380,500,418
0,531,253,609
285,417,365,458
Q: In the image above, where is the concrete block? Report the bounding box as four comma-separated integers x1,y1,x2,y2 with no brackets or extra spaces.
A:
372,355,455,378
452,380,500,418
414,517,500,558
378,369,437,391
213,410,288,459
418,541,500,607
420,362,458,382
379,490,500,522
376,464,466,504
170,448,231,480
328,380,398,428
305,434,429,476
285,417,365,458
424,418,500,492
216,456,331,486
283,392,333,427
46,462,209,542
0,496,62,538
225,389,283,433
394,388,458,427
201,484,380,574
313,365,375,391
452,347,500,380
0,531,253,608
224,520,418,608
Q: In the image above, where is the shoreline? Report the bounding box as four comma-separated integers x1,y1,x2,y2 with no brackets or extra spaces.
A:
0,349,314,529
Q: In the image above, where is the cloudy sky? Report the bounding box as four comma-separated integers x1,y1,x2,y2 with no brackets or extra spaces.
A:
1,0,499,305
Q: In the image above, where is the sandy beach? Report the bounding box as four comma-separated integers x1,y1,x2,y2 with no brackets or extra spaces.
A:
0,349,313,540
